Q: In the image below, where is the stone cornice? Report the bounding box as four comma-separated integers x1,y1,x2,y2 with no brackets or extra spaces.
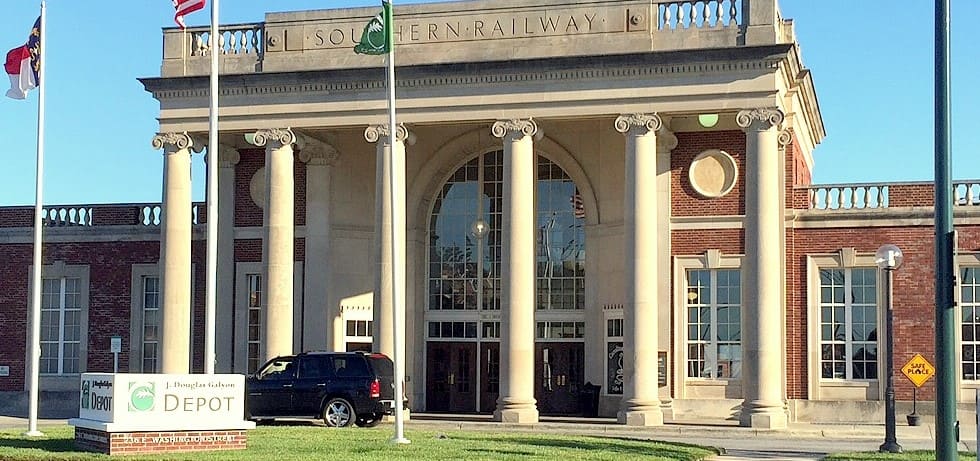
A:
141,45,792,100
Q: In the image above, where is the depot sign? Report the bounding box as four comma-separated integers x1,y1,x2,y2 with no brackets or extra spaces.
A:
70,373,255,432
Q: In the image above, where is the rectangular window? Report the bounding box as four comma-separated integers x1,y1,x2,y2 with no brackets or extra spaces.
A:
961,267,980,380
40,277,81,375
345,320,373,337
607,318,623,337
247,274,262,374
686,269,741,379
820,268,878,380
535,321,585,339
481,321,500,339
141,276,160,373
427,321,477,339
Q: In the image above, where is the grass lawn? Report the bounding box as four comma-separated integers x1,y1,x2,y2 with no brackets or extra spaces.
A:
0,425,716,460
824,450,976,460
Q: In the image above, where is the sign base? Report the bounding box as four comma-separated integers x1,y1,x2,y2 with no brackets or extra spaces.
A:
74,427,247,455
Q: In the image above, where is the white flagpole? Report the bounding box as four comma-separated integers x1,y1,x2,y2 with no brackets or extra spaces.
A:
386,0,409,445
25,0,47,437
205,0,220,374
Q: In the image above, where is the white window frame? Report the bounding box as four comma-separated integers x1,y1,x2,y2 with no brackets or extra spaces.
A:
234,262,304,374
673,252,743,400
129,264,160,373
955,252,980,402
806,252,883,401
27,261,89,392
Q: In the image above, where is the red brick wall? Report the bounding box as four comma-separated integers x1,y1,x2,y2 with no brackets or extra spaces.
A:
789,227,938,400
671,130,747,217
234,148,307,228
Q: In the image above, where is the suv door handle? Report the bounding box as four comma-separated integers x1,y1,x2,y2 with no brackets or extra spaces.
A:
282,383,293,388
315,383,326,388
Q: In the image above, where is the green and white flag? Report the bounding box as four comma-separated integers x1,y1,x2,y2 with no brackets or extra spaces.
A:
354,1,391,55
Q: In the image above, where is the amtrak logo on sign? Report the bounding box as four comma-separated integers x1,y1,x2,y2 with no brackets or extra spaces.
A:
129,382,156,412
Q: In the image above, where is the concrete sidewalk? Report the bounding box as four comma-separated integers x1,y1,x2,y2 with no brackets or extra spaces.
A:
1,414,975,460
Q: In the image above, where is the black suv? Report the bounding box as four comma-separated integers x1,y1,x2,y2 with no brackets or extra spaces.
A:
246,351,397,427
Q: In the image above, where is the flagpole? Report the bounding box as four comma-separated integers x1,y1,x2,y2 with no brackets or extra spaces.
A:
204,0,220,374
386,0,409,445
25,0,47,437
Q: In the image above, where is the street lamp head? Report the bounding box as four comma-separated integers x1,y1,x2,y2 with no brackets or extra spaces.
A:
875,244,904,270
470,218,488,240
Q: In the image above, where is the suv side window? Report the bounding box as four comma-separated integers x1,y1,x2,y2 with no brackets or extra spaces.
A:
331,356,370,377
299,356,331,379
258,358,295,380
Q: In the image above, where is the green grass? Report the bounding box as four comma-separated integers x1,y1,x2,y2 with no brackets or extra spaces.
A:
824,450,975,460
0,425,716,460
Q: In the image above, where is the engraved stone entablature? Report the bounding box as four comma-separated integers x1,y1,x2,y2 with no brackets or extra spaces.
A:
151,132,194,152
491,119,538,140
364,124,410,144
614,113,662,135
251,128,296,148
218,145,241,168
736,108,785,131
296,133,340,166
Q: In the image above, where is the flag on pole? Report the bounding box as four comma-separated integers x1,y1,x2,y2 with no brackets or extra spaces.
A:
354,1,391,55
570,191,586,219
173,0,206,29
5,17,41,100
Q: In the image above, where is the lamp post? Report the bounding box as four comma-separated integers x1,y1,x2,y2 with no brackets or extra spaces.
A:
876,243,904,454
471,216,488,411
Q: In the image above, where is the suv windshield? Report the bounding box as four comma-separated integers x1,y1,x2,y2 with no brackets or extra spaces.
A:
257,357,294,380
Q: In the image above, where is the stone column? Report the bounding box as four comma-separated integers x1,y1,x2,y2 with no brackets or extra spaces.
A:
491,118,539,424
366,124,409,361
736,108,788,429
656,127,678,421
215,145,240,372
298,133,340,351
614,114,664,426
152,132,195,374
252,128,297,362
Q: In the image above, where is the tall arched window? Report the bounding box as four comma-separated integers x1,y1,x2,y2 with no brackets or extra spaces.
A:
427,151,585,312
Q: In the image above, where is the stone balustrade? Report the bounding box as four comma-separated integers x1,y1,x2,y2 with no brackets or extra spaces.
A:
658,0,740,30
0,203,204,228
798,181,980,211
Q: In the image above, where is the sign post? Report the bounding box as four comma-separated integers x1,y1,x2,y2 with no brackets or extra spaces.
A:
109,336,122,373
901,354,936,426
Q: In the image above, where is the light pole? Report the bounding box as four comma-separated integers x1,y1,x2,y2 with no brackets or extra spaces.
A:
876,243,904,454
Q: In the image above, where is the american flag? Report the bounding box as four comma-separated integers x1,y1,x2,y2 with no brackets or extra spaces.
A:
570,192,585,219
173,0,206,29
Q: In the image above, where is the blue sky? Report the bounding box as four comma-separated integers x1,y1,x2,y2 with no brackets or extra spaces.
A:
0,1,976,206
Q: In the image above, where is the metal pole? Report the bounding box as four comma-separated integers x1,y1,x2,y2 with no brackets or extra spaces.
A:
935,0,957,458
879,268,901,453
204,0,220,375
25,0,47,438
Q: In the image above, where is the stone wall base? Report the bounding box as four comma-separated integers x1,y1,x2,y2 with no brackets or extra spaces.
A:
74,427,247,455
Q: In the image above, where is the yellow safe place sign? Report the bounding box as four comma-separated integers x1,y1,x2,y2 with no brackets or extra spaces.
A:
901,354,936,388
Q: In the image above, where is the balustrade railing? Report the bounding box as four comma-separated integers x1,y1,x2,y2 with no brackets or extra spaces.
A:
185,24,264,57
0,203,204,228
43,206,94,227
658,0,741,30
802,181,980,210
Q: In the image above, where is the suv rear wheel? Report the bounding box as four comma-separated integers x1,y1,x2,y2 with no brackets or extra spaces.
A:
323,397,356,427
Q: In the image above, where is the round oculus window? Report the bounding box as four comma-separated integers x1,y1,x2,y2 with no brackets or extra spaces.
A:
688,149,738,198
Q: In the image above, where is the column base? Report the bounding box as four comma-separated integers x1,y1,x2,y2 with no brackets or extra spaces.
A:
738,401,788,429
383,408,411,422
617,400,664,426
493,400,539,424
659,401,675,423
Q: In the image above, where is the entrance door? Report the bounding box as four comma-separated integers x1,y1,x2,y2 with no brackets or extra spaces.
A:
534,342,585,415
479,342,500,413
425,342,476,412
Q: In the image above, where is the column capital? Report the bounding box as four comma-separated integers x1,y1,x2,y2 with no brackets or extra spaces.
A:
251,128,296,148
657,129,678,151
218,144,241,168
296,133,340,166
151,132,194,152
778,129,793,148
736,108,784,131
491,118,538,140
615,113,662,135
364,124,410,143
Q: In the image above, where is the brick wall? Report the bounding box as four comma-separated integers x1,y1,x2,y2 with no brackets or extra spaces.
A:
671,130,747,217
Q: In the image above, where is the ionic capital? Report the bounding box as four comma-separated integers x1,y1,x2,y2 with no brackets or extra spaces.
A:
218,145,241,168
364,124,410,144
296,133,340,166
151,132,194,153
778,129,793,148
251,128,296,148
614,113,662,135
657,130,678,151
736,108,784,132
491,118,538,140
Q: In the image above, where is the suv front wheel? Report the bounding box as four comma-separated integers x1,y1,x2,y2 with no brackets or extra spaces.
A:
322,397,356,428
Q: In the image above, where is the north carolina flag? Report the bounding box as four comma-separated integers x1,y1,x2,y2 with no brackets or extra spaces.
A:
5,17,41,100
173,0,206,29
